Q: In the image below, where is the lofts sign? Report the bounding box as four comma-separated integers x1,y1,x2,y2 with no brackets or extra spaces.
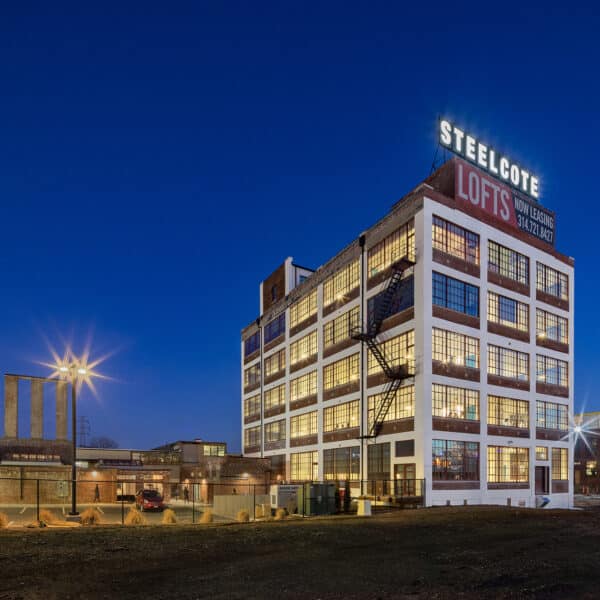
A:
439,119,555,245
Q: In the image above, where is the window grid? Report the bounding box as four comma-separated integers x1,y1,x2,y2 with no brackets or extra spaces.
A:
487,345,529,381
487,395,529,429
243,394,261,418
264,419,286,443
264,349,286,378
290,411,318,438
536,309,568,344
368,385,415,428
432,272,479,316
368,330,415,375
488,292,529,332
368,220,415,277
324,447,360,481
536,446,548,461
244,331,260,356
536,401,568,431
536,263,569,301
290,451,318,481
244,363,261,387
488,240,529,285
432,440,480,481
536,354,568,387
367,275,415,324
264,313,285,344
323,307,360,348
290,371,317,402
324,400,360,431
290,330,318,365
432,215,480,264
323,260,360,306
487,446,529,483
264,384,285,411
432,328,479,368
551,448,568,480
290,290,318,328
323,354,360,390
432,384,479,420
244,426,261,448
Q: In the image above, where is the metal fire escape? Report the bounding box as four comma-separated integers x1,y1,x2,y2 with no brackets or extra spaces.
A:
352,257,415,438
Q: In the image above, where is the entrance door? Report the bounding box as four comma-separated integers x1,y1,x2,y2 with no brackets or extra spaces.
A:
394,463,416,497
535,466,549,494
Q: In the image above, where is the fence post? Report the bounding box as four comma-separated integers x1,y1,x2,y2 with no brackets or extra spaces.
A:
121,494,125,525
253,484,256,521
36,479,40,522
192,485,196,524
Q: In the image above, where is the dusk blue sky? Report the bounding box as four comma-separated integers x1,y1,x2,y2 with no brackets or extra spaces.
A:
0,3,597,451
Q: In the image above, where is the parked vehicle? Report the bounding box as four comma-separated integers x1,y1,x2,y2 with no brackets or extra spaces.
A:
135,489,165,512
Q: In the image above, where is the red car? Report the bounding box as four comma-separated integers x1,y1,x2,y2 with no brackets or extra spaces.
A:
135,489,165,512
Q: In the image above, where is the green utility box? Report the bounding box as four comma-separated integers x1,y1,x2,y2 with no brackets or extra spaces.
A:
297,483,337,516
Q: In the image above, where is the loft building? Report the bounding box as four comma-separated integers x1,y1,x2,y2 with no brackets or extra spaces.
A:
241,144,574,508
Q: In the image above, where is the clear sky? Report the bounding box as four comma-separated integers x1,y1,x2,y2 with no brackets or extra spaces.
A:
0,2,597,451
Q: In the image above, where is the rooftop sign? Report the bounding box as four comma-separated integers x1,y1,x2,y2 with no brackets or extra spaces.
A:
439,118,540,200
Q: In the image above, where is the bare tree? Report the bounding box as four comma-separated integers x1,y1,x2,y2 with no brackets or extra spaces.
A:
88,436,119,449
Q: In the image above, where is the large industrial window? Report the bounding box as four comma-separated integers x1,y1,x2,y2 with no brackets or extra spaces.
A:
264,349,286,378
324,400,360,431
244,363,261,387
368,330,415,375
487,446,529,483
367,274,414,323
432,384,479,420
290,370,317,402
536,446,548,461
264,384,286,411
536,309,568,344
432,215,479,264
536,262,569,301
536,354,568,387
264,419,286,443
488,240,529,285
244,331,260,356
536,401,568,431
243,426,261,448
290,411,318,439
264,313,286,344
368,220,415,277
324,446,360,481
290,330,318,366
323,307,360,348
290,451,318,481
243,394,261,419
487,396,529,429
323,260,360,306
290,289,318,328
552,448,568,480
487,345,529,381
367,442,391,479
432,328,479,368
368,385,414,430
488,292,529,331
323,354,359,390
432,440,480,481
432,272,479,316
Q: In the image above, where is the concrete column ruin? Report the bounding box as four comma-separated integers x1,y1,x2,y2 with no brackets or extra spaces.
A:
55,380,68,440
30,379,43,439
4,375,18,438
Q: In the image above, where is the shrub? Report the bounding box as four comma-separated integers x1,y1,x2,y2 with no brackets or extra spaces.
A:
162,508,177,524
199,509,213,524
274,508,286,521
0,512,8,528
236,509,250,523
38,509,58,525
124,507,147,526
80,508,102,526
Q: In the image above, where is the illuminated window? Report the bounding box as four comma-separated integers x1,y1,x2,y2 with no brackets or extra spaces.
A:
264,349,285,378
324,447,360,481
368,220,415,277
323,260,360,306
244,363,261,387
290,330,318,366
488,292,529,331
432,215,479,264
243,394,261,419
488,396,529,429
487,446,529,483
244,331,260,356
368,385,414,430
536,309,568,344
264,419,286,443
536,401,568,431
487,345,529,381
244,426,261,448
323,307,360,349
536,354,568,387
488,241,529,285
290,370,317,402
432,384,479,420
432,328,479,368
290,290,318,328
368,330,415,375
536,262,568,301
264,384,286,411
433,272,479,316
290,451,318,481
290,411,318,439
324,400,360,431
323,354,359,390
432,440,479,480
264,313,285,344
203,445,225,457
536,446,548,461
586,460,597,476
551,448,568,480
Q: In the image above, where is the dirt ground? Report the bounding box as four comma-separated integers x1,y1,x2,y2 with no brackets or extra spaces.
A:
0,506,599,600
